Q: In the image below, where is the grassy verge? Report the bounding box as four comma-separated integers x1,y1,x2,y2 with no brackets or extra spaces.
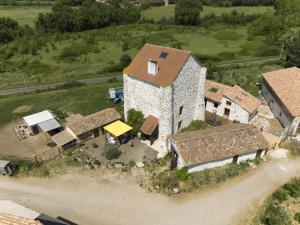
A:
0,81,123,128
252,177,300,225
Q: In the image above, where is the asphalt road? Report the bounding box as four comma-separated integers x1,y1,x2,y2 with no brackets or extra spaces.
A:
0,158,299,225
0,76,120,95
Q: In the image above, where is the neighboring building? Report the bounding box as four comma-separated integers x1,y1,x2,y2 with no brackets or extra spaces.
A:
0,213,42,225
205,80,261,123
261,67,300,135
23,110,62,136
168,123,269,173
123,44,206,155
66,108,121,140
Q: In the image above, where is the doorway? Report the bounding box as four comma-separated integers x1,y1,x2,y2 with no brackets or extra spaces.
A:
256,149,263,158
224,108,230,117
233,155,239,164
93,128,100,138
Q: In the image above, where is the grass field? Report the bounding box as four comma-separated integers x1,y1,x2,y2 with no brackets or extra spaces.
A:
142,5,274,22
0,82,122,127
0,6,51,26
0,24,279,89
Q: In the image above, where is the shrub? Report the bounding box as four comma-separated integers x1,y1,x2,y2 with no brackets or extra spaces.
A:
174,168,189,181
282,178,300,198
261,204,291,225
272,188,289,202
126,108,144,134
181,120,208,132
119,54,132,69
294,213,300,223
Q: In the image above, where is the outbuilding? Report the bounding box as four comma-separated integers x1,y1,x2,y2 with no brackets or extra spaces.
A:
168,123,269,173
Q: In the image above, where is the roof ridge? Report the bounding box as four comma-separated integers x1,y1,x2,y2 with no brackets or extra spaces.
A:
174,124,255,143
145,43,191,54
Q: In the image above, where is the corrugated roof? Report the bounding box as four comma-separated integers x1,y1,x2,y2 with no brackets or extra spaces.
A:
38,119,61,132
224,85,262,113
67,108,121,136
0,213,42,225
262,67,300,117
51,130,76,147
205,80,231,103
124,44,191,87
141,115,158,135
23,110,54,127
169,124,269,166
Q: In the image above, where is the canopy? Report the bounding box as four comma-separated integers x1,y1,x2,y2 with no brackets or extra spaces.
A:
103,120,132,137
38,119,61,132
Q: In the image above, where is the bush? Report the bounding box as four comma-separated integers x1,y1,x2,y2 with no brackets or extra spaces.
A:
294,213,300,223
272,188,289,202
119,54,132,69
261,204,291,225
126,108,144,134
282,178,300,198
181,120,208,132
174,168,189,181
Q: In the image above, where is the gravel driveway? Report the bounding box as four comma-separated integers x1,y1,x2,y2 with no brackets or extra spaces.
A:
0,158,299,225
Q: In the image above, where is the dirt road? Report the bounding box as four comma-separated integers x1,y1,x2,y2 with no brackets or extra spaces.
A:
0,158,299,225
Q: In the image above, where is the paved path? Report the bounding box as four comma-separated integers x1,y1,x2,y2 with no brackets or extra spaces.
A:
0,158,299,225
0,76,120,95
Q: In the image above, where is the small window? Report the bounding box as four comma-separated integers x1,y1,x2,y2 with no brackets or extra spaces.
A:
226,101,231,106
159,52,169,59
178,121,182,130
214,102,218,108
179,106,184,116
209,87,218,93
279,112,282,117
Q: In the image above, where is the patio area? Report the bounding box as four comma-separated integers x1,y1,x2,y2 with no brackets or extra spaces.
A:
83,135,157,164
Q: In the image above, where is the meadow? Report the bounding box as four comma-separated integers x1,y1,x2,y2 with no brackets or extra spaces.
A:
0,6,51,26
142,5,275,22
0,82,122,127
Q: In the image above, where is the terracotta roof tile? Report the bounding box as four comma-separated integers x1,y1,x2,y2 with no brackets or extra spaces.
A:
224,85,261,113
0,213,42,225
169,124,269,166
124,44,191,87
262,67,300,117
67,108,121,136
141,115,158,135
205,80,231,103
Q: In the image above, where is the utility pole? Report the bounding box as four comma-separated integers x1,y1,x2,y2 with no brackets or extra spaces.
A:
21,71,28,93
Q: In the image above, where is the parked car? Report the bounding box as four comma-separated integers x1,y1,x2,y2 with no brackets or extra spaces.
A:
0,160,15,176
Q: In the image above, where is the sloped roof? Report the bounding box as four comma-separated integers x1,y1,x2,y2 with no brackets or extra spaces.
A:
38,118,61,132
0,213,42,225
224,85,261,113
205,80,231,103
67,108,121,136
23,110,54,127
123,44,191,87
262,67,300,117
169,124,269,166
0,200,40,220
51,130,76,147
141,115,158,135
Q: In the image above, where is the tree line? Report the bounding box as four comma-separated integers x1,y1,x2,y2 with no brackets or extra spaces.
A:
36,0,141,33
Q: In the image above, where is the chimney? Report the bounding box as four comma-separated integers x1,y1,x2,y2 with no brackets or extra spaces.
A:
148,60,158,75
165,0,169,6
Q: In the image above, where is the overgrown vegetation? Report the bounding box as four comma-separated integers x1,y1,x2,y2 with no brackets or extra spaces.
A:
181,120,208,132
126,108,144,134
254,177,300,225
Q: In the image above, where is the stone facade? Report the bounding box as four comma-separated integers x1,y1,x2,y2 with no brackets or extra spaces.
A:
123,56,206,155
261,81,300,135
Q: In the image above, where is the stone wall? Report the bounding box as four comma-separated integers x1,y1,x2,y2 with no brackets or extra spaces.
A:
173,56,206,132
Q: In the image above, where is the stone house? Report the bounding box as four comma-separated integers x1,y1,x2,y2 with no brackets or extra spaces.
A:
123,44,206,155
168,123,269,173
261,67,300,135
205,80,261,123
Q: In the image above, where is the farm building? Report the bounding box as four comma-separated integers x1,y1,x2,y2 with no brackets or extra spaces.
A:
23,110,62,136
66,108,121,140
167,123,269,173
123,44,207,155
261,67,300,135
205,80,261,123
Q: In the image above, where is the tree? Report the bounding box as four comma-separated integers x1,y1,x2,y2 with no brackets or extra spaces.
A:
286,31,300,67
126,109,144,134
0,17,19,43
119,54,131,69
175,0,202,25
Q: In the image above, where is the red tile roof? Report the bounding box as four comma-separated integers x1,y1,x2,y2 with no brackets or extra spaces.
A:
141,115,158,135
124,44,191,87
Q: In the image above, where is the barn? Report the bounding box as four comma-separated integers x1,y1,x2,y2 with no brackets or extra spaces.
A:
167,123,269,173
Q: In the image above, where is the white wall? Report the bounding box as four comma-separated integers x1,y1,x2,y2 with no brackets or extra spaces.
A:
205,97,250,123
173,56,206,132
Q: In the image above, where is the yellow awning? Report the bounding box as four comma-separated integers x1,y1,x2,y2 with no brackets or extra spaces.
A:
103,120,132,137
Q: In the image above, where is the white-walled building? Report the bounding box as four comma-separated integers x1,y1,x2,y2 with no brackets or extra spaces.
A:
168,123,269,173
123,44,206,155
205,80,261,123
261,67,300,135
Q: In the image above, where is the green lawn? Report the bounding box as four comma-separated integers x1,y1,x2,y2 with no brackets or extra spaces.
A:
0,6,51,26
142,5,274,22
0,82,122,127
0,24,279,89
